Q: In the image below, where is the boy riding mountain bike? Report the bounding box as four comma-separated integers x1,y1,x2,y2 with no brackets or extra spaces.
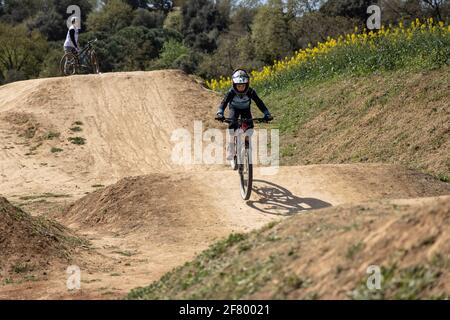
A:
215,69,273,160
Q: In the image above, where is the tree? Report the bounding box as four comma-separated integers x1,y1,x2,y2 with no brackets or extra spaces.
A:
0,23,48,82
91,26,181,71
164,9,183,32
124,0,150,9
27,9,66,41
251,0,292,64
181,0,229,52
87,0,134,33
51,0,93,33
0,0,45,24
132,8,165,29
421,0,447,20
156,39,190,68
320,0,374,21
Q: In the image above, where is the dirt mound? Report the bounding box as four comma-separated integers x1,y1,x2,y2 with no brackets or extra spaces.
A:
62,173,230,240
0,196,87,281
0,70,220,200
128,195,450,300
272,68,450,179
1,69,448,299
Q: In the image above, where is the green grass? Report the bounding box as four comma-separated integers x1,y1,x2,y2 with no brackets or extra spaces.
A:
248,27,450,181
43,131,60,140
68,137,86,145
70,126,82,132
50,147,63,153
12,263,33,274
350,264,447,300
253,28,450,96
259,67,450,178
127,232,251,299
346,241,365,259
18,193,71,201
113,250,136,257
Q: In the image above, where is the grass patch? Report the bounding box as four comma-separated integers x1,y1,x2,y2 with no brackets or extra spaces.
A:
43,131,60,140
18,193,71,201
29,142,42,151
12,263,33,274
70,126,82,132
202,232,248,260
68,137,86,145
51,147,63,153
113,250,136,257
346,241,365,259
350,264,446,300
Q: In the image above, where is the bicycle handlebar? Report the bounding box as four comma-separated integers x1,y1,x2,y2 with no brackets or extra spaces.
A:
217,117,272,124
77,39,97,55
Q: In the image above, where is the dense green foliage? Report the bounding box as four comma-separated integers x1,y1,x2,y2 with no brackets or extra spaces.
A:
0,0,449,84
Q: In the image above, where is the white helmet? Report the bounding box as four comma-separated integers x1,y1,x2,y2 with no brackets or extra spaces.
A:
232,69,249,93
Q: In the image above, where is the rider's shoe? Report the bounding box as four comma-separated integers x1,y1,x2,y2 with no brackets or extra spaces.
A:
226,143,234,160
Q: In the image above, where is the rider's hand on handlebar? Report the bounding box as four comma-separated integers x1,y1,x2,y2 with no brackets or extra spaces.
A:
263,113,273,122
215,112,225,122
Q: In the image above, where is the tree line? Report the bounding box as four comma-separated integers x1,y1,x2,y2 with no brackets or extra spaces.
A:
0,0,448,84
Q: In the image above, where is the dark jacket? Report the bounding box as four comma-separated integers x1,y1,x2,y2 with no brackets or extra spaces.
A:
218,87,270,115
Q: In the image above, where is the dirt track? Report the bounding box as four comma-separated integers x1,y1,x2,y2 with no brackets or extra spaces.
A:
0,71,449,299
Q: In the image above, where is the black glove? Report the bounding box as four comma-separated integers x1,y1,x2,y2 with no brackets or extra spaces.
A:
263,113,273,122
215,111,225,121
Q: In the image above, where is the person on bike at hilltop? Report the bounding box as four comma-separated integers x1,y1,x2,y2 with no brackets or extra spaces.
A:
64,17,80,55
215,69,273,160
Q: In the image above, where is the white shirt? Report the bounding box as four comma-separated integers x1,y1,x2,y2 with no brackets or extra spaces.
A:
64,25,79,48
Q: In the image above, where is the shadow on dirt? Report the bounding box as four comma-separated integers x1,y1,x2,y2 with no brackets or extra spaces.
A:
247,180,332,216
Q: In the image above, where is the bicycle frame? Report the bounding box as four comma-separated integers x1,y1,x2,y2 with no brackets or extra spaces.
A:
222,118,267,165
217,117,271,200
76,43,95,69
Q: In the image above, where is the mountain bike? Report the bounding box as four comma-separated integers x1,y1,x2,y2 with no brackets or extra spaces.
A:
217,117,271,200
60,39,100,76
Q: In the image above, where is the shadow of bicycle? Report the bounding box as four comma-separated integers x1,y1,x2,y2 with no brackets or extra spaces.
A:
246,180,332,216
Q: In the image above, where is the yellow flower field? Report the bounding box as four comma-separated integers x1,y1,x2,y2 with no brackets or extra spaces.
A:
206,18,449,92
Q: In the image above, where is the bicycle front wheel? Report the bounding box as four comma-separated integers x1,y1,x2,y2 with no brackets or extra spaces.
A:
239,139,253,200
60,52,77,76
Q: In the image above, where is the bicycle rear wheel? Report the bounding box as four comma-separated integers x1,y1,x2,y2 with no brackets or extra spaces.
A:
90,50,100,74
239,138,253,200
60,52,77,76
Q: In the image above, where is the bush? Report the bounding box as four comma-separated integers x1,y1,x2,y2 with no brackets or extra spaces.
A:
39,43,63,78
132,8,165,29
163,10,183,33
172,51,201,74
157,39,190,68
87,0,134,34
